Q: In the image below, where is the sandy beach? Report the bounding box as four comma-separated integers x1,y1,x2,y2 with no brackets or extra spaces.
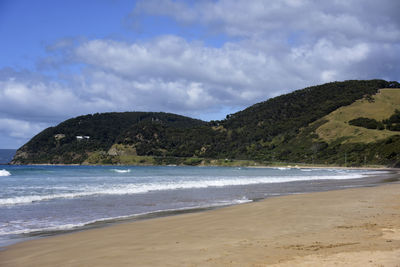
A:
1,181,400,266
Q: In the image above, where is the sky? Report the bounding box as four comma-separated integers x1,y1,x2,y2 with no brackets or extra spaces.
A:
0,0,399,148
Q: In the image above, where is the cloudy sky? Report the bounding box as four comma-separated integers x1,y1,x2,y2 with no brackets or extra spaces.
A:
1,0,399,148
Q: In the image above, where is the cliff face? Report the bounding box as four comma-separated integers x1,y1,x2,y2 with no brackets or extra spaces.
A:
11,80,400,166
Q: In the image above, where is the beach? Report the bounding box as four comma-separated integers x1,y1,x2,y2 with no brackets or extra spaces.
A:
2,165,384,247
1,180,400,266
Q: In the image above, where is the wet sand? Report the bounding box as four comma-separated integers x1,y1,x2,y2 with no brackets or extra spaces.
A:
1,182,400,266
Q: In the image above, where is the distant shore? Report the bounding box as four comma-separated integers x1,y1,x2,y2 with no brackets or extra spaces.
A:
9,163,397,173
1,174,400,266
6,159,394,170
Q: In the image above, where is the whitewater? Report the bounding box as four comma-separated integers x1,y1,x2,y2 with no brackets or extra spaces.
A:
0,165,389,247
0,169,10,176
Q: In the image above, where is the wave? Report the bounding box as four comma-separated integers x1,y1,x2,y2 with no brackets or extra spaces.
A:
0,169,11,176
0,199,252,236
0,193,95,206
111,169,131,173
0,173,366,206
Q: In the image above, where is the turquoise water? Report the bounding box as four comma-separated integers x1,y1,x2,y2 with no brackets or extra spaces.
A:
0,165,387,247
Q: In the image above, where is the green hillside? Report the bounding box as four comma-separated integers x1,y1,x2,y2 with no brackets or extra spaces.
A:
11,79,400,167
12,112,205,164
316,89,400,144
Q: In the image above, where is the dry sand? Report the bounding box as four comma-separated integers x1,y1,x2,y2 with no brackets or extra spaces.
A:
1,183,400,266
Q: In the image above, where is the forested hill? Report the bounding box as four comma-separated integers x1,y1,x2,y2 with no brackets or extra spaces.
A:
12,112,205,164
11,79,400,166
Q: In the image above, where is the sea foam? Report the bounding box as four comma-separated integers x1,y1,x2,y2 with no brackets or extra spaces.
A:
0,169,11,176
0,198,252,236
112,169,131,173
0,173,366,206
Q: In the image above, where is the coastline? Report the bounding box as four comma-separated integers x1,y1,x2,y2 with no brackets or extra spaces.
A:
5,161,393,170
1,176,400,266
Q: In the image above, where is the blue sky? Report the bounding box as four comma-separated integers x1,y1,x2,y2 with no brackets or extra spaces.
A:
0,0,399,148
1,1,131,67
0,0,227,69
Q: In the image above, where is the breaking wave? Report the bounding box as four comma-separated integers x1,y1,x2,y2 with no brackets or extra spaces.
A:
0,173,366,206
111,169,131,173
0,169,11,176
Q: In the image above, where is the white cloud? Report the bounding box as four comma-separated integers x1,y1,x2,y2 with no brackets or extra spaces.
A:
134,0,400,43
0,118,48,139
72,33,396,108
0,77,112,122
2,0,399,148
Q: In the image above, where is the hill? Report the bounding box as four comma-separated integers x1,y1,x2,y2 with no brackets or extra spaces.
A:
11,79,400,167
12,112,205,164
316,89,400,144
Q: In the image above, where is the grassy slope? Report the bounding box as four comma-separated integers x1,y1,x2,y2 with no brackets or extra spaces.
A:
315,89,400,144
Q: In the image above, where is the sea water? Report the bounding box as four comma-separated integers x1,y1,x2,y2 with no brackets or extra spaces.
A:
0,165,389,247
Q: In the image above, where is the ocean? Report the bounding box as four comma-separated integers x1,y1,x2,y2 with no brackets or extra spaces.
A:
0,165,391,248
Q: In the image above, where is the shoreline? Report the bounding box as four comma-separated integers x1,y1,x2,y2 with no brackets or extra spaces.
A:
0,168,396,249
4,162,395,170
1,175,400,266
0,204,231,248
